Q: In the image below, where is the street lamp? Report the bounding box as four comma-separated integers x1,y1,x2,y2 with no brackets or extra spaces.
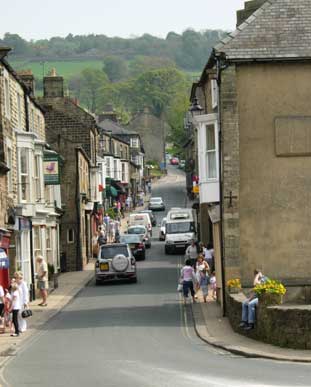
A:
190,97,203,117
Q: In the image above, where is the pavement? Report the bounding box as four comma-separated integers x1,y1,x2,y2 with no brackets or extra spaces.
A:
0,259,95,367
192,287,311,363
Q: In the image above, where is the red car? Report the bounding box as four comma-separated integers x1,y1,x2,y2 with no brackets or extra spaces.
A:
170,157,179,165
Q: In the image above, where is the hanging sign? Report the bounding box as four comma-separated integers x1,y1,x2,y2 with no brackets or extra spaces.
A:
44,153,60,185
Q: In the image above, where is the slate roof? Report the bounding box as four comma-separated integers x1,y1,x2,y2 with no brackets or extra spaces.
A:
215,0,311,61
98,119,137,136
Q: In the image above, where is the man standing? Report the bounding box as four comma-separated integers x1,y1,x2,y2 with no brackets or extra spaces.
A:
36,256,48,307
185,240,199,267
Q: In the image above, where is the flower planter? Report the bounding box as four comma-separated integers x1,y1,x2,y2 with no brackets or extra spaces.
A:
228,287,241,294
259,292,283,306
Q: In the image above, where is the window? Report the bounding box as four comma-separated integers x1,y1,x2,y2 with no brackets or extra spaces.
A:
19,148,30,201
6,147,13,192
44,185,53,204
206,124,217,179
120,145,123,159
111,140,115,155
67,229,74,244
46,227,52,264
33,226,42,257
17,93,22,128
211,79,218,109
106,158,111,177
130,137,139,148
122,163,126,182
4,78,10,118
114,159,118,179
34,155,41,201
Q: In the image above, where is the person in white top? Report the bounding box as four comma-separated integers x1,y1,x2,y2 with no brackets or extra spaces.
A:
36,256,48,307
10,282,21,337
180,259,197,303
185,240,199,267
14,271,29,333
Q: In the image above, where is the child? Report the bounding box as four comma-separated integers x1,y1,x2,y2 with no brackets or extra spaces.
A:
3,288,13,334
209,271,217,300
10,282,21,337
199,269,210,303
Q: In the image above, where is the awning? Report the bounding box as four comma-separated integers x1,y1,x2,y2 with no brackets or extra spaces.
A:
111,180,126,194
107,186,118,198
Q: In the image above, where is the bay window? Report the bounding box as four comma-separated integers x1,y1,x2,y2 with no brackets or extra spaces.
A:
19,148,30,201
206,124,217,179
34,155,41,201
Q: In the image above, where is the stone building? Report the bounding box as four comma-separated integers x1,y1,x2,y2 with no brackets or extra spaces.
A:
127,107,169,164
193,0,311,307
39,71,99,271
0,48,61,295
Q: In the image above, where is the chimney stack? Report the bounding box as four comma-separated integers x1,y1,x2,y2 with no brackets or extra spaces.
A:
0,47,11,61
98,104,118,123
43,68,64,98
236,0,266,27
17,70,35,96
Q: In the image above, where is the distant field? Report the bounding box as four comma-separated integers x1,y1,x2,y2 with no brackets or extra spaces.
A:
9,59,103,80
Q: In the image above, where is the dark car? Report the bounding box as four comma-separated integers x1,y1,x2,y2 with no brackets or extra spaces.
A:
137,210,156,226
95,244,137,285
127,225,151,248
120,234,146,260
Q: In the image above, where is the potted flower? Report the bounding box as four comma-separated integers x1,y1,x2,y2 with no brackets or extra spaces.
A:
227,278,242,294
254,279,286,305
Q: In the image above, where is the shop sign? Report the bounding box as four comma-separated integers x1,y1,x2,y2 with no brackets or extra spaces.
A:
192,185,199,194
44,153,60,185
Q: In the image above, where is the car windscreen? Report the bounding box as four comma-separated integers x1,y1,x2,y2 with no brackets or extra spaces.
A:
150,199,162,203
120,235,141,244
100,246,129,259
128,227,146,234
166,222,194,234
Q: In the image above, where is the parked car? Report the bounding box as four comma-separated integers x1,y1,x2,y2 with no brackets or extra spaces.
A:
127,225,151,248
148,197,165,211
137,209,156,226
95,244,137,285
170,157,179,165
120,234,146,260
159,217,167,241
128,213,152,236
178,160,186,170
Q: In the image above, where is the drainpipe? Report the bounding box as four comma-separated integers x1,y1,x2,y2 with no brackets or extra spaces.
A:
29,219,35,301
215,52,228,317
76,149,82,271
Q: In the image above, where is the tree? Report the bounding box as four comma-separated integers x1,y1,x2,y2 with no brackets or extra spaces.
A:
103,56,128,82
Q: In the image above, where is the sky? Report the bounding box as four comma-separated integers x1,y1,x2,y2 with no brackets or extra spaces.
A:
1,0,246,41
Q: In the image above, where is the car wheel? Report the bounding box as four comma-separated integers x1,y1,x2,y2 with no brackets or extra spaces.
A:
130,277,137,283
95,279,101,286
142,253,146,260
165,246,170,255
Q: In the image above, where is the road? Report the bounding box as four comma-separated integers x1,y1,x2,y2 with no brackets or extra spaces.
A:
1,167,310,387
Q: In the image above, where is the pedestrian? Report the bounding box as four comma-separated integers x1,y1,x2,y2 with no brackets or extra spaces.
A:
36,256,48,307
97,229,107,246
195,254,210,281
3,287,13,334
239,269,264,331
204,243,214,271
9,282,21,337
147,181,152,194
103,213,110,228
108,220,115,243
199,269,210,303
209,271,217,300
180,258,197,304
14,271,29,333
0,283,4,327
185,239,199,267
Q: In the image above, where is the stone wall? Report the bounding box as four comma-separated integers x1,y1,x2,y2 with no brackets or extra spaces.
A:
221,65,241,282
226,292,311,349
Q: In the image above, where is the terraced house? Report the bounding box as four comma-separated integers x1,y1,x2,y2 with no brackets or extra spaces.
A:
0,47,61,295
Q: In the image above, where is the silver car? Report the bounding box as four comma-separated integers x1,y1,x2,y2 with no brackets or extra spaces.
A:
95,244,137,285
148,197,165,211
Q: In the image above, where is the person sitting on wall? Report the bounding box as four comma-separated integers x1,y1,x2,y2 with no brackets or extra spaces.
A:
239,269,264,331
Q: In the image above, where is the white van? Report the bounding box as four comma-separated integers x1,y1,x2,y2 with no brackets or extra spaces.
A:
165,208,197,254
129,213,152,235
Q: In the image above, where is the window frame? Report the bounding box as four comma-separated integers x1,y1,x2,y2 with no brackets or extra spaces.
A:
205,123,218,181
211,79,218,109
67,228,75,244
19,147,30,202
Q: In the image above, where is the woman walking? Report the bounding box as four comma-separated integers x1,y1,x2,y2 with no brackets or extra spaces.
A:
14,271,29,333
180,259,197,304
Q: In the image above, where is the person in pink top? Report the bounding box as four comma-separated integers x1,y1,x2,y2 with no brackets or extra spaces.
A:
180,259,197,304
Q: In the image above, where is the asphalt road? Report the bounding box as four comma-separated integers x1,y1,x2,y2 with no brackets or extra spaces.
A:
1,167,310,387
